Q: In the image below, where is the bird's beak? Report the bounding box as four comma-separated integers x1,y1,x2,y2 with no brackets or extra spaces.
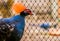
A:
29,12,33,15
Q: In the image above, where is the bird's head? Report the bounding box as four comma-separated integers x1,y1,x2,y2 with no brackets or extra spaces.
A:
12,3,32,16
20,9,32,16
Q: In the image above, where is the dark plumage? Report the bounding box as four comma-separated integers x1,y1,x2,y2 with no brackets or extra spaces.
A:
0,9,32,41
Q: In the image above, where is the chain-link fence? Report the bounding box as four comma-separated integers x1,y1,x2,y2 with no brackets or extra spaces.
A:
16,0,58,18
0,0,60,41
14,0,60,41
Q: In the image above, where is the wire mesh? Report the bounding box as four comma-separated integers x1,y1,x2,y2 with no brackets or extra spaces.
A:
14,0,60,41
0,0,60,41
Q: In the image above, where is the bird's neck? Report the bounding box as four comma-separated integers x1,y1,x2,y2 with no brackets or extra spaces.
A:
14,14,26,17
14,15,25,19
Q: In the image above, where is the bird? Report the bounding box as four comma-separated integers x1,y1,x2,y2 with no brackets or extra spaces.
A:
0,3,32,41
40,22,50,29
40,22,57,29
